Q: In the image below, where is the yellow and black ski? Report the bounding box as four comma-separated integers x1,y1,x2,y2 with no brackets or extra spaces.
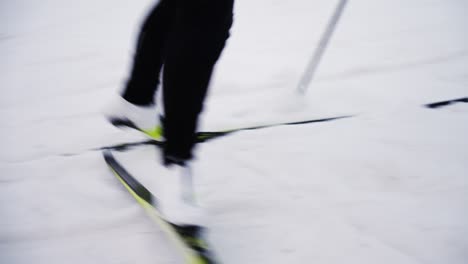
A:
103,115,352,151
103,149,219,264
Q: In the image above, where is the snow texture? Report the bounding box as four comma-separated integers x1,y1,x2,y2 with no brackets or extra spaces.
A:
1,0,467,263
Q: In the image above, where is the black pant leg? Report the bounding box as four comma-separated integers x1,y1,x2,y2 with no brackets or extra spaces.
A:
122,0,175,106
162,0,234,162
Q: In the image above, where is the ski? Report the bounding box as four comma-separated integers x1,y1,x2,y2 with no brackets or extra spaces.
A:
57,115,352,157
425,97,468,109
100,115,352,151
103,149,219,264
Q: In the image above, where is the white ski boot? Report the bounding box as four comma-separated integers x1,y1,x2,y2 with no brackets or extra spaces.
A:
155,162,205,227
103,95,162,140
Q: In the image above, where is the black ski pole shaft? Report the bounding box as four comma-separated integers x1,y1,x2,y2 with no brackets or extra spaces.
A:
297,0,348,94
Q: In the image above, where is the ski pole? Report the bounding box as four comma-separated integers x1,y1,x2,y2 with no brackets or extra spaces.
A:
297,0,348,94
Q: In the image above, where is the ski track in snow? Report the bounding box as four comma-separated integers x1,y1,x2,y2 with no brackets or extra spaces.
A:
1,0,468,263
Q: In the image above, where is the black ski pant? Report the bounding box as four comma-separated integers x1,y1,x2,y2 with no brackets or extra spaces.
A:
122,0,234,163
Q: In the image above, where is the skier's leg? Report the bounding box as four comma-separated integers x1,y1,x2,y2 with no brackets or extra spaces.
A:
162,0,234,163
122,0,175,106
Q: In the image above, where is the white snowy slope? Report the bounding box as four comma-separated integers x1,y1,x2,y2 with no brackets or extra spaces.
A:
1,0,467,263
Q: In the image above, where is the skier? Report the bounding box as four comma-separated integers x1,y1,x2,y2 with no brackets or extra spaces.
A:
104,0,234,227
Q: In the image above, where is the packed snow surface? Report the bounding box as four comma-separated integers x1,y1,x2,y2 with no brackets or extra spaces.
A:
1,0,467,263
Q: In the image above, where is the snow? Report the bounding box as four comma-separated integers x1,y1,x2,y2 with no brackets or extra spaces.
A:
1,0,467,263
